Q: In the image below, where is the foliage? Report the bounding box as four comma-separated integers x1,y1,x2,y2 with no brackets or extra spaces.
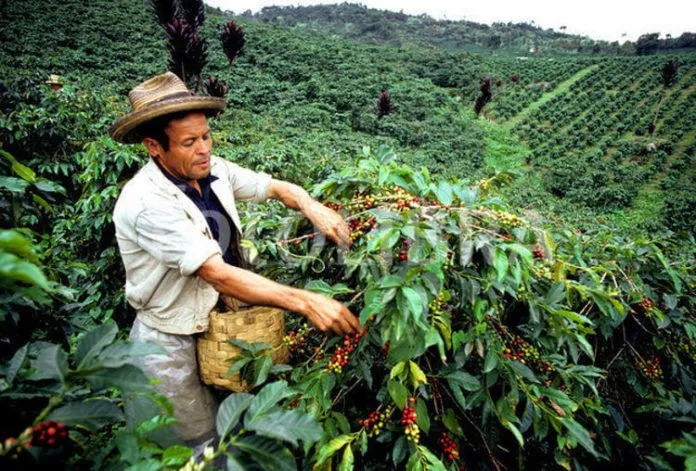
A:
211,380,322,469
661,432,696,470
227,339,292,388
4,0,691,233
0,152,74,360
239,147,696,469
0,318,178,468
203,75,228,98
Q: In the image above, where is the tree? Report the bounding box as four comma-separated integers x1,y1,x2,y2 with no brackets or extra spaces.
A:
487,34,502,49
635,33,660,55
661,59,680,88
675,32,696,49
164,19,207,87
203,76,227,97
221,21,246,64
150,0,178,26
474,77,492,116
376,89,394,118
148,0,246,96
650,59,680,135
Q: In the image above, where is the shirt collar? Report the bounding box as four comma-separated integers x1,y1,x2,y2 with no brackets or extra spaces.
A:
153,158,218,195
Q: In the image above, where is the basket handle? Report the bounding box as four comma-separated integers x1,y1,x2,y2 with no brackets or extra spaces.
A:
220,294,241,312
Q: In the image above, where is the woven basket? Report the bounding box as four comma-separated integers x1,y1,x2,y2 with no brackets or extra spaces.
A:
197,297,288,392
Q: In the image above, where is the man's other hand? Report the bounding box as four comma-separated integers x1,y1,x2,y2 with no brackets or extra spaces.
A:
301,290,363,336
304,200,351,250
267,180,351,250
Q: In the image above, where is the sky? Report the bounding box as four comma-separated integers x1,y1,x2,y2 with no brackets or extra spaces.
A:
205,0,695,43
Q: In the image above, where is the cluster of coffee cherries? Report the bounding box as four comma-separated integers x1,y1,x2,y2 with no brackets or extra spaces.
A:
444,251,454,269
532,245,546,260
347,190,378,212
438,432,460,461
678,338,696,362
0,425,33,457
358,405,394,437
638,297,654,314
385,186,422,212
327,333,361,374
324,201,345,212
286,398,300,410
477,178,492,193
488,210,523,229
637,356,662,382
428,291,449,317
181,445,217,471
283,324,311,355
398,239,411,261
381,341,391,358
0,421,71,458
533,263,554,281
312,346,325,362
401,398,420,443
349,215,377,242
32,421,69,448
502,335,553,373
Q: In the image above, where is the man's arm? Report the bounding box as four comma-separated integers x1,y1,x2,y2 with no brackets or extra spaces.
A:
196,254,362,335
267,179,351,250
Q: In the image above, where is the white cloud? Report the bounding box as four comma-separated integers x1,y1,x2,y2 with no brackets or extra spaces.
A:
205,0,695,42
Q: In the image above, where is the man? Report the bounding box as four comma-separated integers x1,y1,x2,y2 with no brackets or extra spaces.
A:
110,72,361,448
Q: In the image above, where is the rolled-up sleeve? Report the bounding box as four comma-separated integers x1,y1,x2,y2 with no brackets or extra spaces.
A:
134,205,222,276
225,162,272,203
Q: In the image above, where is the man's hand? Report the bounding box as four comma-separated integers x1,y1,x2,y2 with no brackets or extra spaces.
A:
197,255,363,336
268,180,351,250
301,290,363,336
303,200,351,250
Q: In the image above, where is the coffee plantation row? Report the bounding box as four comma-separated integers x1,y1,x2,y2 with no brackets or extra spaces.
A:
1,0,695,469
511,55,696,227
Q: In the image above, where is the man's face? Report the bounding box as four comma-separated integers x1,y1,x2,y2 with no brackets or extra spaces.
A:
145,112,213,183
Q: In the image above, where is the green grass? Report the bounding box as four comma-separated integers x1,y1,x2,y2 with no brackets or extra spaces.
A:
482,120,529,172
611,183,666,231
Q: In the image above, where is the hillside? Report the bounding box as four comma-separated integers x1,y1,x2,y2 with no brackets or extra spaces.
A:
509,56,696,231
1,0,695,236
245,4,696,56
244,3,623,55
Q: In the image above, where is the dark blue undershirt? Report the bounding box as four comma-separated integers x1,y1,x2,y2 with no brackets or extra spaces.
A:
154,159,243,267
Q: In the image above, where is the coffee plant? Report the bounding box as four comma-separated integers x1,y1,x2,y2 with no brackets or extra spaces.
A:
239,146,696,469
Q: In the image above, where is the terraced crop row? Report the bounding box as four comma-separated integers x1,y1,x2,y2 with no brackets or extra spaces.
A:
499,55,696,230
485,57,596,120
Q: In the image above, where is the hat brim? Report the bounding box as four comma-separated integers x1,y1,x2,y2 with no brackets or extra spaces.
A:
110,96,226,144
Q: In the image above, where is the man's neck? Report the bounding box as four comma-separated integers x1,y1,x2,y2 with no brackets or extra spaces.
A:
153,158,202,195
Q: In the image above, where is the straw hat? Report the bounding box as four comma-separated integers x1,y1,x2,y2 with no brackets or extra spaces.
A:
110,72,225,144
45,74,64,91
45,74,63,85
